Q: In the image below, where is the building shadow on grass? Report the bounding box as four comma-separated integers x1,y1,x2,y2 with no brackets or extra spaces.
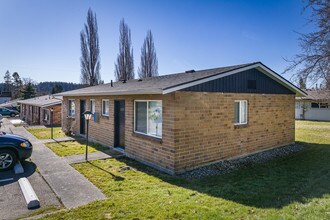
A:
87,161,124,181
115,142,330,209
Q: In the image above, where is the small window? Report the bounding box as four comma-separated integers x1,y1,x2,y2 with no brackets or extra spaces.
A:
43,109,49,120
102,99,109,116
90,99,96,113
319,103,329,108
134,100,162,138
247,80,257,89
68,100,75,117
234,100,248,125
311,103,319,108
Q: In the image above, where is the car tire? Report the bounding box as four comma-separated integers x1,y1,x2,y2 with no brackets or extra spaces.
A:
0,149,17,171
10,113,15,117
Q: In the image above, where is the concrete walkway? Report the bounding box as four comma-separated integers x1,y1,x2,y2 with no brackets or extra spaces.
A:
41,136,77,144
2,119,106,209
64,149,124,164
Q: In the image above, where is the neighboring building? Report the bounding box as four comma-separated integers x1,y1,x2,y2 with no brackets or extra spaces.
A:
18,95,62,126
295,89,330,121
0,92,12,104
0,98,21,111
58,62,305,174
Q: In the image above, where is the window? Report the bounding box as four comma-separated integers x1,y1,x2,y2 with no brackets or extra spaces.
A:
134,100,162,138
90,99,96,113
234,100,248,125
43,109,49,120
102,99,109,116
311,102,319,108
68,100,75,117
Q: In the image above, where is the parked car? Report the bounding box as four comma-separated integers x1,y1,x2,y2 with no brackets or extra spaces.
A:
0,132,33,171
0,107,19,117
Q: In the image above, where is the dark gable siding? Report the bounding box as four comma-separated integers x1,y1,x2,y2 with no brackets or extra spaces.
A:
180,68,294,94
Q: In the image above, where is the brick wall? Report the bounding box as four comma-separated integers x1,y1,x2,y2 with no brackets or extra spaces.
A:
20,104,62,126
172,92,295,172
62,92,295,174
62,94,176,174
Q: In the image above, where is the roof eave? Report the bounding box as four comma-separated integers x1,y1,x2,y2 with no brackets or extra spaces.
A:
57,90,163,97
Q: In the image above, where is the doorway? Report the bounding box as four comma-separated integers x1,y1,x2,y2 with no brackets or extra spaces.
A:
80,100,86,134
114,100,125,149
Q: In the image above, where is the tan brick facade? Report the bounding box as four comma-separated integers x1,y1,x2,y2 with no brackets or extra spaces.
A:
21,104,62,126
62,92,295,174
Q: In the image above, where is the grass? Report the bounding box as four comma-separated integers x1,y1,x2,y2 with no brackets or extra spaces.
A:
41,120,330,219
27,127,66,139
45,140,110,157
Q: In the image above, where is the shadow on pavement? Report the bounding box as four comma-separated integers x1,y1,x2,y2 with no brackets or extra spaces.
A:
0,160,36,186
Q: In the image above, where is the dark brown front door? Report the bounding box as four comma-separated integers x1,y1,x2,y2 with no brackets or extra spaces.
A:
80,100,86,134
114,100,125,149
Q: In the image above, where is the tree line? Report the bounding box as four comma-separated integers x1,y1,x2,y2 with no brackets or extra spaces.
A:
0,71,83,100
80,8,158,86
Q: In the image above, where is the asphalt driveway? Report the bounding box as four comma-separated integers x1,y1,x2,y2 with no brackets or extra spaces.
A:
0,160,62,220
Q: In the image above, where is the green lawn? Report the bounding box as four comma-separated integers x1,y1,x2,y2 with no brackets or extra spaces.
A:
45,140,110,157
41,120,330,219
27,127,66,139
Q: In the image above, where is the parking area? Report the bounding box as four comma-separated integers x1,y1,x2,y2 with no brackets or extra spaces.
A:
0,160,62,220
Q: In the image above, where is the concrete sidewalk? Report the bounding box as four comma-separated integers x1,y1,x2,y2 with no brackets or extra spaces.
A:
3,119,106,209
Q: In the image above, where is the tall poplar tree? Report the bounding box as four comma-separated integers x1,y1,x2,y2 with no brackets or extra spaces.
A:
138,30,158,79
80,8,101,86
114,19,134,81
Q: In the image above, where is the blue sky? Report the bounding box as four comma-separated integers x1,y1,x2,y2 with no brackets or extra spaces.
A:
0,0,314,84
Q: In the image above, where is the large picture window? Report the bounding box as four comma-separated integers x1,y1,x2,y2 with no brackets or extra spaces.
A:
68,100,75,117
234,100,248,125
102,99,109,116
135,100,162,138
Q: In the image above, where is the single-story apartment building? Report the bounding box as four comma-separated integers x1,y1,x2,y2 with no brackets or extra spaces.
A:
58,62,306,174
295,89,330,121
18,95,62,126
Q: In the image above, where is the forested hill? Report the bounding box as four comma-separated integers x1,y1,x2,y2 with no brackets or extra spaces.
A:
37,82,84,94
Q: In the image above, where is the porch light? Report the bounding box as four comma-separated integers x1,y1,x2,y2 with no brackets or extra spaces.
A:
84,110,93,120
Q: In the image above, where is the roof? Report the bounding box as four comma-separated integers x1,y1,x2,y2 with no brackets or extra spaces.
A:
17,95,63,108
296,90,330,101
57,62,306,97
0,98,22,108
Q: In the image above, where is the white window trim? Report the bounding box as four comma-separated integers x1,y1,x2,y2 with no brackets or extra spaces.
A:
234,100,248,125
102,99,109,116
43,108,50,121
68,99,75,118
134,100,163,139
90,99,96,113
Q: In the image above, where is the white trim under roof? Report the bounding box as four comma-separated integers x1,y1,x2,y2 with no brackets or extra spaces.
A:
162,63,307,97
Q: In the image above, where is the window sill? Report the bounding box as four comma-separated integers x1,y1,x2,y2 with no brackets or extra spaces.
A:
67,116,75,119
234,123,248,129
132,132,162,144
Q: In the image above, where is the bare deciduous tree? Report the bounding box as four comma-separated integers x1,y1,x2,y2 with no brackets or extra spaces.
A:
138,30,158,79
284,0,329,88
80,8,101,86
114,19,134,81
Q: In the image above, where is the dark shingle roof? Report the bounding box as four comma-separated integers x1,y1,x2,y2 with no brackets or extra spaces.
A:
57,62,305,97
17,95,62,107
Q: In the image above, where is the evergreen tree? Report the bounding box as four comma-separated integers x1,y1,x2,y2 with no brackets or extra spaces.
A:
21,82,36,99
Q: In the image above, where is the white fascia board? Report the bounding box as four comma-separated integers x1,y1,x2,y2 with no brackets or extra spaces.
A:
256,64,307,97
162,63,307,97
